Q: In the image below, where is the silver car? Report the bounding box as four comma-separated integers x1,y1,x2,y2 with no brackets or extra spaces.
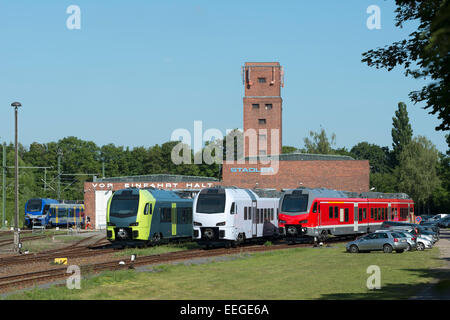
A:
346,231,409,253
377,229,417,251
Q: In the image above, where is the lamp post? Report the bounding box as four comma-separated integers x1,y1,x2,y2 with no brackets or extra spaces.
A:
11,102,22,253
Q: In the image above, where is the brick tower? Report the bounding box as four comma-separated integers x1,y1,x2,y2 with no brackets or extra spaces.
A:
242,62,283,157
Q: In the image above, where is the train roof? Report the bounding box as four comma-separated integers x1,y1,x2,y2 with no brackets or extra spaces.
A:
114,188,193,202
282,188,411,200
199,187,281,199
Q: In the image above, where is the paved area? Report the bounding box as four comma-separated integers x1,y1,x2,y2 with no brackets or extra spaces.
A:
410,228,450,300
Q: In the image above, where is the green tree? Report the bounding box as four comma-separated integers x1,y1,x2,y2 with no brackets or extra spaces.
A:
362,0,450,143
391,102,413,166
397,136,441,215
303,128,336,154
351,142,393,173
282,146,298,154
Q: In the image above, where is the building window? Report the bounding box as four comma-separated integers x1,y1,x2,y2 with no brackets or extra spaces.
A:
258,119,266,125
259,134,266,140
252,104,260,109
265,104,273,110
258,77,266,83
259,150,267,156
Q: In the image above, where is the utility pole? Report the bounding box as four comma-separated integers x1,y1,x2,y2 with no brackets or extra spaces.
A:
2,142,6,230
11,102,22,253
57,149,62,201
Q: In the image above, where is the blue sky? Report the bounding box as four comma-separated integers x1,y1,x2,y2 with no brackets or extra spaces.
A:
0,0,447,153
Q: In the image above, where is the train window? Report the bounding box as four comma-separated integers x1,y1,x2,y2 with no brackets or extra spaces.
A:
359,208,363,221
160,208,171,223
230,202,236,215
363,208,367,220
329,207,333,219
244,207,247,220
256,209,259,223
281,194,309,213
312,202,317,213
248,208,252,220
144,203,149,215
271,208,274,220
371,208,374,219
344,208,349,222
264,208,268,220
334,207,339,219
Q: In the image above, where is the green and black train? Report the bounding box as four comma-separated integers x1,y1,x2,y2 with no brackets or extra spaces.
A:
106,188,193,245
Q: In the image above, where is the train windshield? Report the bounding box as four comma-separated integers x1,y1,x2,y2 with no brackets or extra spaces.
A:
110,194,139,218
281,194,309,213
196,193,226,214
26,199,42,212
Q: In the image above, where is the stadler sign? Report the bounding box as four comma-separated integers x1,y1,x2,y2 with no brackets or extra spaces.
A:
230,167,275,173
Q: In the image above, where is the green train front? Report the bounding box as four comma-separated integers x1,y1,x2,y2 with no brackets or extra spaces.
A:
106,188,193,244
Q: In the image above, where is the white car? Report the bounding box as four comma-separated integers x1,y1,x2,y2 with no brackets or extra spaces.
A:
416,236,433,251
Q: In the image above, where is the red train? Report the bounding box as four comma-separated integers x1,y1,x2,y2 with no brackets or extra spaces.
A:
278,188,414,241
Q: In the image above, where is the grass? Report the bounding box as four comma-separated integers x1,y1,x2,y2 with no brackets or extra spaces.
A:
4,243,444,300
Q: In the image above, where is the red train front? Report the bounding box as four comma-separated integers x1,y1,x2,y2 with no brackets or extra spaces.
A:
278,188,415,241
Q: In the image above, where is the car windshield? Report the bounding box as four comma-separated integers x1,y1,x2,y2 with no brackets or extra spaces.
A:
26,199,42,212
281,194,308,213
109,194,139,218
196,193,226,214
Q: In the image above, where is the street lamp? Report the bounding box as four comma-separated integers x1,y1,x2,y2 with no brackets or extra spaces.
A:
11,101,22,253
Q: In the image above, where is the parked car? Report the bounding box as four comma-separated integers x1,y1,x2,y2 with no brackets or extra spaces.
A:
388,227,433,251
427,214,449,222
376,230,417,251
416,236,433,251
419,215,434,223
389,225,436,243
418,223,440,235
437,217,450,228
346,231,408,254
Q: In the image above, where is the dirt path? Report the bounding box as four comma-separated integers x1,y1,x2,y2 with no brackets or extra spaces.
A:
409,229,450,300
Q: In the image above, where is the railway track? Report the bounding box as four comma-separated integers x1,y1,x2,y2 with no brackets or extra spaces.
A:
0,240,342,292
0,236,112,267
0,235,48,247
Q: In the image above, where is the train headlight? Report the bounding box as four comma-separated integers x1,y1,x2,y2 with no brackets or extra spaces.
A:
299,220,308,224
129,222,139,227
193,221,202,226
216,221,226,226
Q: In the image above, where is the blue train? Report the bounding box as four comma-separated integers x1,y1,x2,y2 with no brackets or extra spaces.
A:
25,198,85,228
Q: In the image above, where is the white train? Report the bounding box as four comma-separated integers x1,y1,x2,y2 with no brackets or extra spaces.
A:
192,187,281,247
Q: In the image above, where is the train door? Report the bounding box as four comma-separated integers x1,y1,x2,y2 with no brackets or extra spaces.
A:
252,200,257,237
171,203,177,237
353,203,358,232
388,203,392,221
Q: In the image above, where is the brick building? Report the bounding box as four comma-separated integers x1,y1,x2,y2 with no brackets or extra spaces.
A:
83,62,370,229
